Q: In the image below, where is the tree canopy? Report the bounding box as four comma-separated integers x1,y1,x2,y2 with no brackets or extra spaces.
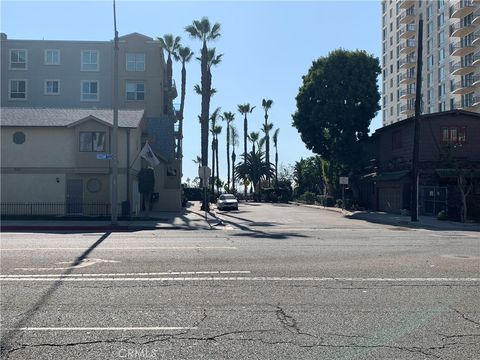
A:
292,49,380,173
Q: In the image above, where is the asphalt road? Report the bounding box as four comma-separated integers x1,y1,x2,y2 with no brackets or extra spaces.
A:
1,203,479,359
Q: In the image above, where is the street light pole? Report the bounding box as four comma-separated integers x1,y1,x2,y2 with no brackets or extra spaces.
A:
111,0,119,225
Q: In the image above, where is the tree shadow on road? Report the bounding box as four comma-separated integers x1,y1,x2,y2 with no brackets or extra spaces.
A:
0,232,112,358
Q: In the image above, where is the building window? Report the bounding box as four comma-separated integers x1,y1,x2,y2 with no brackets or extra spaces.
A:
126,53,145,71
441,127,466,143
392,130,402,149
126,82,145,101
438,67,445,81
81,50,99,71
44,80,60,95
81,80,99,101
438,30,445,45
79,132,106,152
44,49,60,65
9,79,27,100
438,48,445,64
437,13,445,28
9,49,27,69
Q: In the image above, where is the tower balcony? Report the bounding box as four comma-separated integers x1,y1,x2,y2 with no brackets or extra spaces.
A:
451,77,478,94
400,103,415,116
399,56,416,69
399,0,415,9
450,40,476,56
451,59,476,75
450,20,476,37
472,95,480,107
399,23,416,39
399,71,416,84
450,0,476,18
473,9,480,25
399,8,416,24
399,39,416,54
399,87,416,100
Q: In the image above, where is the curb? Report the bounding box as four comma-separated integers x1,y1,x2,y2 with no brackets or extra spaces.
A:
0,224,191,232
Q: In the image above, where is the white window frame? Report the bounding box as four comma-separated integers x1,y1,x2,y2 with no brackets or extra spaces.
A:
8,79,27,100
126,81,145,101
80,80,99,101
44,49,61,65
9,49,28,70
81,50,99,71
126,53,145,71
44,79,61,95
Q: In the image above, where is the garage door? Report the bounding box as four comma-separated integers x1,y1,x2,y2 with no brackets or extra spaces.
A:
378,187,402,213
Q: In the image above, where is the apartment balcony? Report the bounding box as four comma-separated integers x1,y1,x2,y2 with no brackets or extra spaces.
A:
451,77,479,94
472,95,480,107
399,39,416,54
399,56,417,69
399,0,415,9
399,8,416,24
450,20,476,37
400,103,415,116
450,0,476,18
399,23,416,39
451,59,476,75
399,71,416,84
449,39,476,56
473,9,480,24
473,74,480,86
399,87,416,100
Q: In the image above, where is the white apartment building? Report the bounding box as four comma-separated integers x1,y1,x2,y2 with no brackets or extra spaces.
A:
381,0,480,126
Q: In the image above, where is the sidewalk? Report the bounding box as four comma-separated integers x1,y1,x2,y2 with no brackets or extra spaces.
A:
0,202,213,232
292,202,480,232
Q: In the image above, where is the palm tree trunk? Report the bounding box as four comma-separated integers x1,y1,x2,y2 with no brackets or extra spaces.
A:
266,136,270,186
166,55,173,116
211,137,215,194
227,127,230,191
275,149,278,187
232,151,236,193
178,64,186,158
200,40,209,210
216,136,220,193
243,115,248,197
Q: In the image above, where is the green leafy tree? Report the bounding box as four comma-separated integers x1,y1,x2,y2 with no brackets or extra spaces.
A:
173,46,194,158
237,103,255,196
262,99,274,185
293,156,326,196
158,34,181,116
138,167,155,217
292,49,380,184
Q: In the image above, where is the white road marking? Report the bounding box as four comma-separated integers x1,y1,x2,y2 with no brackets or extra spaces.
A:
1,270,251,278
14,258,120,271
1,276,478,282
8,327,197,331
1,246,237,251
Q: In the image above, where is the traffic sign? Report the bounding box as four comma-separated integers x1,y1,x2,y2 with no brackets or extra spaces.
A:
198,166,211,181
339,176,349,185
96,154,112,160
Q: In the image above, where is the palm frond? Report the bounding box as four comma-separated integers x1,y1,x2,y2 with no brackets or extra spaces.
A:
193,84,202,94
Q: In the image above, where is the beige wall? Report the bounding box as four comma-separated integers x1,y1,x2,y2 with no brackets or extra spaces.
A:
1,173,65,203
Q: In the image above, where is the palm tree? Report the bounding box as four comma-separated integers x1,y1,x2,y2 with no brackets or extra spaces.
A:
273,128,280,187
185,17,221,171
213,125,222,193
235,150,274,195
221,111,235,191
248,131,260,153
237,104,255,197
173,46,194,158
209,108,221,193
230,125,239,193
158,34,181,116
261,99,274,185
193,156,202,168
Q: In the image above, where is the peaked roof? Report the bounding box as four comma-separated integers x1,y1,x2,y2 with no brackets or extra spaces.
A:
118,32,155,41
0,108,144,128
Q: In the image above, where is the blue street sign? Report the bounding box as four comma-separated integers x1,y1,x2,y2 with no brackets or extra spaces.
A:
96,154,112,160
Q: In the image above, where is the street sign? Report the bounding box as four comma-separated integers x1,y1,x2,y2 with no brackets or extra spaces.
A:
339,176,349,185
198,166,211,181
96,154,112,160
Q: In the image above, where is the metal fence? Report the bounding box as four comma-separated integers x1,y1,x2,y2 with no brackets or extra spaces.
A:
1,202,117,217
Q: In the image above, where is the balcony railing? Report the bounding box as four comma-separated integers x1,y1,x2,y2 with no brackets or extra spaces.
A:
450,0,475,18
451,77,479,94
399,7,416,24
399,23,416,39
450,20,475,37
400,104,415,113
399,0,415,9
400,56,417,68
399,39,416,54
449,39,475,56
399,71,416,84
472,95,480,106
399,87,416,99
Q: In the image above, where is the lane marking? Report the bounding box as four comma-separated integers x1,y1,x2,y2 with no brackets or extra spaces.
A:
1,277,478,282
0,270,251,278
14,258,120,271
1,246,237,251
6,327,197,331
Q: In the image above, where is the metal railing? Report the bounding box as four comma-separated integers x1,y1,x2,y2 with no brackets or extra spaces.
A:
1,202,116,217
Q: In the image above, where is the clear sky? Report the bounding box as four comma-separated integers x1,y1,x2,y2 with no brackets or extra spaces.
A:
1,0,382,184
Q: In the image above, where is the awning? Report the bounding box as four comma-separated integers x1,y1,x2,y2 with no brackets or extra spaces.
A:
436,169,480,178
372,170,410,182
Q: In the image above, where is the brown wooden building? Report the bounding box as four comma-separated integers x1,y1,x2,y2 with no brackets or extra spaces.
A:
360,110,480,220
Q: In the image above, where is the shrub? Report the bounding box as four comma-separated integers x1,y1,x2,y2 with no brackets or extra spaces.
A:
336,199,343,208
316,195,335,207
302,191,316,204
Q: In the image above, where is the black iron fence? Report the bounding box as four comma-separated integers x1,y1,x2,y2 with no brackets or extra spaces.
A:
1,202,118,217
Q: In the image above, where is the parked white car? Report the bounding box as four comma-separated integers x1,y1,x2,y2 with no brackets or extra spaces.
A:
216,194,239,211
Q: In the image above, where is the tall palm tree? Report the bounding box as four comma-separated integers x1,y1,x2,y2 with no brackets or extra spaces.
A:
173,46,194,158
273,128,280,187
221,111,235,191
237,104,255,196
213,125,222,193
185,17,221,171
158,34,181,116
248,131,260,153
230,126,239,193
209,108,221,193
235,150,274,195
261,99,274,185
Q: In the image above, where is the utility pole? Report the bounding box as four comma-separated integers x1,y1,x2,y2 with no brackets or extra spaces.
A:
411,17,423,222
111,0,119,225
